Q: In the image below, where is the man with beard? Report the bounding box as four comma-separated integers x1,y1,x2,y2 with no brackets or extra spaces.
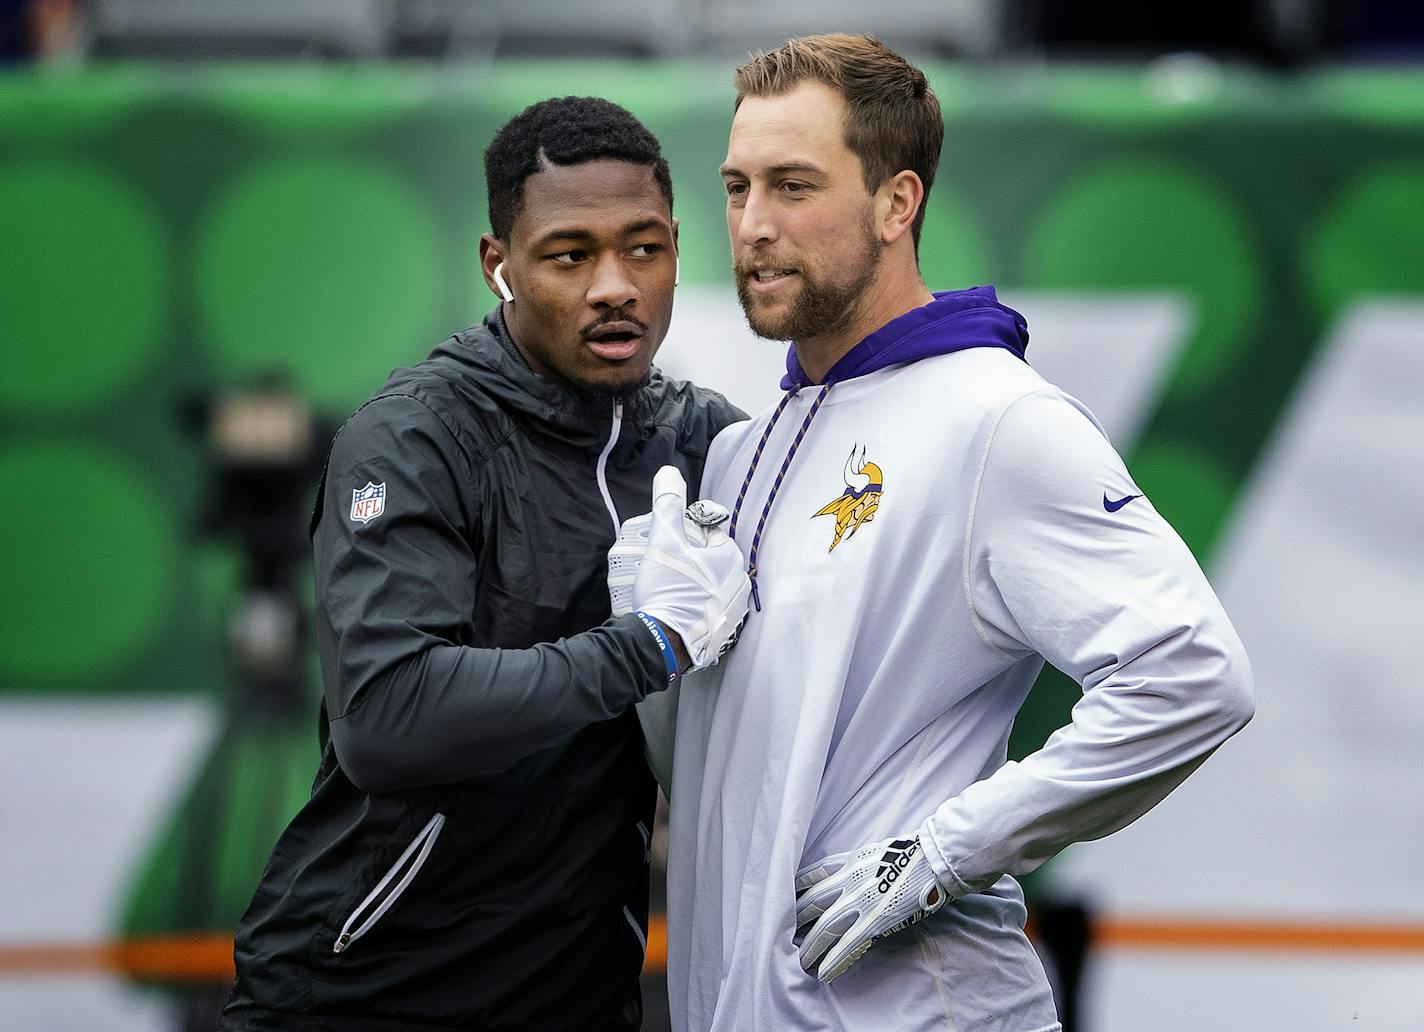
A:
629,35,1253,1031
220,96,750,1032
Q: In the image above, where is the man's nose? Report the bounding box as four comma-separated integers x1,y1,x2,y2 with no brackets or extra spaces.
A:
735,186,778,248
587,255,638,309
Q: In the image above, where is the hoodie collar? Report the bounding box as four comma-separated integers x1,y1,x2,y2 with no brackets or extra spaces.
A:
780,285,1029,391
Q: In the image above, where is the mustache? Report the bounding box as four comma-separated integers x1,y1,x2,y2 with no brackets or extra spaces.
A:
580,309,648,338
734,256,803,279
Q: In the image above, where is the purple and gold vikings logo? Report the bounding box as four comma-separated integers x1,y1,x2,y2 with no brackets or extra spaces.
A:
812,444,883,553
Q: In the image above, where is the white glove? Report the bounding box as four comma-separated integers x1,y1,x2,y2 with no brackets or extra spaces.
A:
609,493,736,619
794,835,950,982
608,512,651,618
629,465,751,669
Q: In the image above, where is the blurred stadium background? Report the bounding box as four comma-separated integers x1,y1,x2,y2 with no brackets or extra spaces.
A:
3,1,1423,1030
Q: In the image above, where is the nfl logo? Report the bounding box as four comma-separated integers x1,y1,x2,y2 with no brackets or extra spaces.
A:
350,482,386,524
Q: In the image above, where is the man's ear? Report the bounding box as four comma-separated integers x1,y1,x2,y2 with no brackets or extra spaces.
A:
479,234,512,302
672,217,681,287
877,171,925,247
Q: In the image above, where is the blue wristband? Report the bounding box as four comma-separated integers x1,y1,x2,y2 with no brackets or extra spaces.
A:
634,611,680,684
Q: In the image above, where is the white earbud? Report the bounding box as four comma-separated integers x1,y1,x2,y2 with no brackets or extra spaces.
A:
493,262,514,303
674,256,680,288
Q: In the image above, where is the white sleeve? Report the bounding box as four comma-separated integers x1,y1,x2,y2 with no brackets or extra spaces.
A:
918,388,1254,896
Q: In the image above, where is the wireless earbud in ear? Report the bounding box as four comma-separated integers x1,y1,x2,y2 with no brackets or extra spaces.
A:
493,262,514,303
674,256,680,288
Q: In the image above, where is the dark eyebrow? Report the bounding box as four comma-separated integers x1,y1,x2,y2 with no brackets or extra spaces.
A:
532,217,669,248
533,227,596,247
768,162,826,178
720,161,825,179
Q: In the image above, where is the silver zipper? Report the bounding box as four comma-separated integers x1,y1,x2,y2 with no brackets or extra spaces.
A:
623,905,648,954
595,400,623,536
333,813,446,954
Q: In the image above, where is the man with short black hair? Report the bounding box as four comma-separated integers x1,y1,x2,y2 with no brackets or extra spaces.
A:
219,95,748,1032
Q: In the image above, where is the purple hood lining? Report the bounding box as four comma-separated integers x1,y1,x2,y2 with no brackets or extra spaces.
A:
780,285,1030,391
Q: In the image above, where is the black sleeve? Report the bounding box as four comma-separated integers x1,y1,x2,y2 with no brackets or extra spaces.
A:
312,394,667,793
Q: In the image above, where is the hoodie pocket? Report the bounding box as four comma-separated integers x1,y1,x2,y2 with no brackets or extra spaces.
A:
333,813,446,954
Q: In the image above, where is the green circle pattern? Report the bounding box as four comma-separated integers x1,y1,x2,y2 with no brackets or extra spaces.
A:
919,190,994,288
1024,160,1260,394
197,158,443,409
0,442,175,682
0,161,168,414
1305,164,1424,321
1131,438,1236,559
672,186,731,287
0,67,157,140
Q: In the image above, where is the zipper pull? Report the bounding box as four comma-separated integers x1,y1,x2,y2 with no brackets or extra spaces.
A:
334,931,353,954
596,400,626,538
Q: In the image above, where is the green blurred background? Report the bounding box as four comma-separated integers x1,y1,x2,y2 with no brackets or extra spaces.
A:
3,28,1424,1032
7,60,1422,699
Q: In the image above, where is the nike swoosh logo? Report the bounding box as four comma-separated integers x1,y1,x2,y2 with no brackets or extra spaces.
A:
1104,493,1141,513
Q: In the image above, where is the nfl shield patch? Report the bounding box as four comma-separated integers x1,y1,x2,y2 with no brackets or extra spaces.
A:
350,482,386,524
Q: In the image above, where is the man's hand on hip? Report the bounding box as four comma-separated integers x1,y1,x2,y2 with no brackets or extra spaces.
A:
794,834,951,983
627,465,750,670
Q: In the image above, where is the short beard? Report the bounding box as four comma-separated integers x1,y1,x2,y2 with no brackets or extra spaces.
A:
735,212,882,343
565,368,652,406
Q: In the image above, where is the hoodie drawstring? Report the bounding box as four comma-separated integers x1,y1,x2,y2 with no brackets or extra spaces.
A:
728,383,833,611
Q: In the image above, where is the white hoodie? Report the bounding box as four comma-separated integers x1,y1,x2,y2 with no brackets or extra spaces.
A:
641,309,1253,1032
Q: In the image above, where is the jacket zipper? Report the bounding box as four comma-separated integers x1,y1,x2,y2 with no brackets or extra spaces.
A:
623,906,648,955
333,813,446,954
625,820,652,954
595,400,623,536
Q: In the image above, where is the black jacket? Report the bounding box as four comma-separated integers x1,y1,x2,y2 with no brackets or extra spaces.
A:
221,309,742,1031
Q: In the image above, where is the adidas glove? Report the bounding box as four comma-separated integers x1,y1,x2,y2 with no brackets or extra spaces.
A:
630,465,751,669
794,834,950,982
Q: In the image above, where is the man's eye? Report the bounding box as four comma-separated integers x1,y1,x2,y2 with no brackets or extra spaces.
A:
550,251,589,265
725,182,747,197
782,181,808,194
630,244,661,257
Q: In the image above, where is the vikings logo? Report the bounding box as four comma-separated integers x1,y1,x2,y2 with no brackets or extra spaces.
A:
812,444,883,553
